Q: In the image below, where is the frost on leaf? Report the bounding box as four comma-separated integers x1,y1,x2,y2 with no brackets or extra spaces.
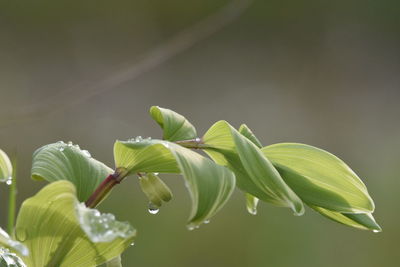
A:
0,228,28,257
76,203,136,243
0,248,27,267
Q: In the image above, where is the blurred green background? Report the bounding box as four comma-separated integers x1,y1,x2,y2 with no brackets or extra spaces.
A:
0,0,399,266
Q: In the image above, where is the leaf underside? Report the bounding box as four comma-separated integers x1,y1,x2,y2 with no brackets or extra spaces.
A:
15,181,135,267
150,106,197,141
31,142,113,202
203,120,304,215
114,139,235,228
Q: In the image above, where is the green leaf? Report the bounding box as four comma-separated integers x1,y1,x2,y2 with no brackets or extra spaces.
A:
15,181,135,267
114,139,236,228
203,121,304,215
114,138,179,175
0,248,27,267
0,228,28,256
31,141,113,202
261,143,375,214
239,125,261,215
150,106,197,141
105,255,122,267
139,173,173,208
0,149,12,182
238,124,263,148
311,206,381,232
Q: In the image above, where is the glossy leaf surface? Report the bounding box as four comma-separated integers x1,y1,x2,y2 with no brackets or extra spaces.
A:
15,181,135,267
31,142,113,202
262,143,375,214
150,106,197,141
114,139,235,227
203,121,304,215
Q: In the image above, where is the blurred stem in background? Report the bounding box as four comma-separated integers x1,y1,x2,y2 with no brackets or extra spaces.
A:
7,154,17,234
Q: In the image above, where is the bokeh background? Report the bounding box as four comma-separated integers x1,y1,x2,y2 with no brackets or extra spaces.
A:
1,0,399,266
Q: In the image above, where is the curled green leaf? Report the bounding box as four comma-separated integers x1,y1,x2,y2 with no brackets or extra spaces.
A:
114,139,236,228
238,124,263,148
311,206,381,232
31,141,113,202
15,181,135,267
261,143,375,214
139,173,173,208
0,149,12,182
261,143,380,231
150,106,197,141
203,121,304,215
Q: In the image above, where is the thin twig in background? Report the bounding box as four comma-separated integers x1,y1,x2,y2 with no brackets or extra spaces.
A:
0,0,253,129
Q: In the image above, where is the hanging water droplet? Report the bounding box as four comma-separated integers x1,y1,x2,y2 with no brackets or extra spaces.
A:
130,242,135,246
204,220,210,224
373,229,381,233
6,177,12,185
15,227,27,242
148,203,159,215
82,150,91,158
187,225,195,231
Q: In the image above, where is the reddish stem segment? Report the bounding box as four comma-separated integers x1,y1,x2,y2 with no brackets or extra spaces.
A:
85,172,122,208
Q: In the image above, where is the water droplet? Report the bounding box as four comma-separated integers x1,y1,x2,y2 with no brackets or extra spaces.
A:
130,242,135,246
204,220,210,224
67,141,73,147
148,203,159,215
59,147,65,152
373,229,381,233
82,150,91,158
248,208,257,215
6,177,12,185
15,227,27,242
187,225,195,231
163,143,170,148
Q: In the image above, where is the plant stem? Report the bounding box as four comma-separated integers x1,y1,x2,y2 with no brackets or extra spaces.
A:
8,156,17,234
85,168,127,208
